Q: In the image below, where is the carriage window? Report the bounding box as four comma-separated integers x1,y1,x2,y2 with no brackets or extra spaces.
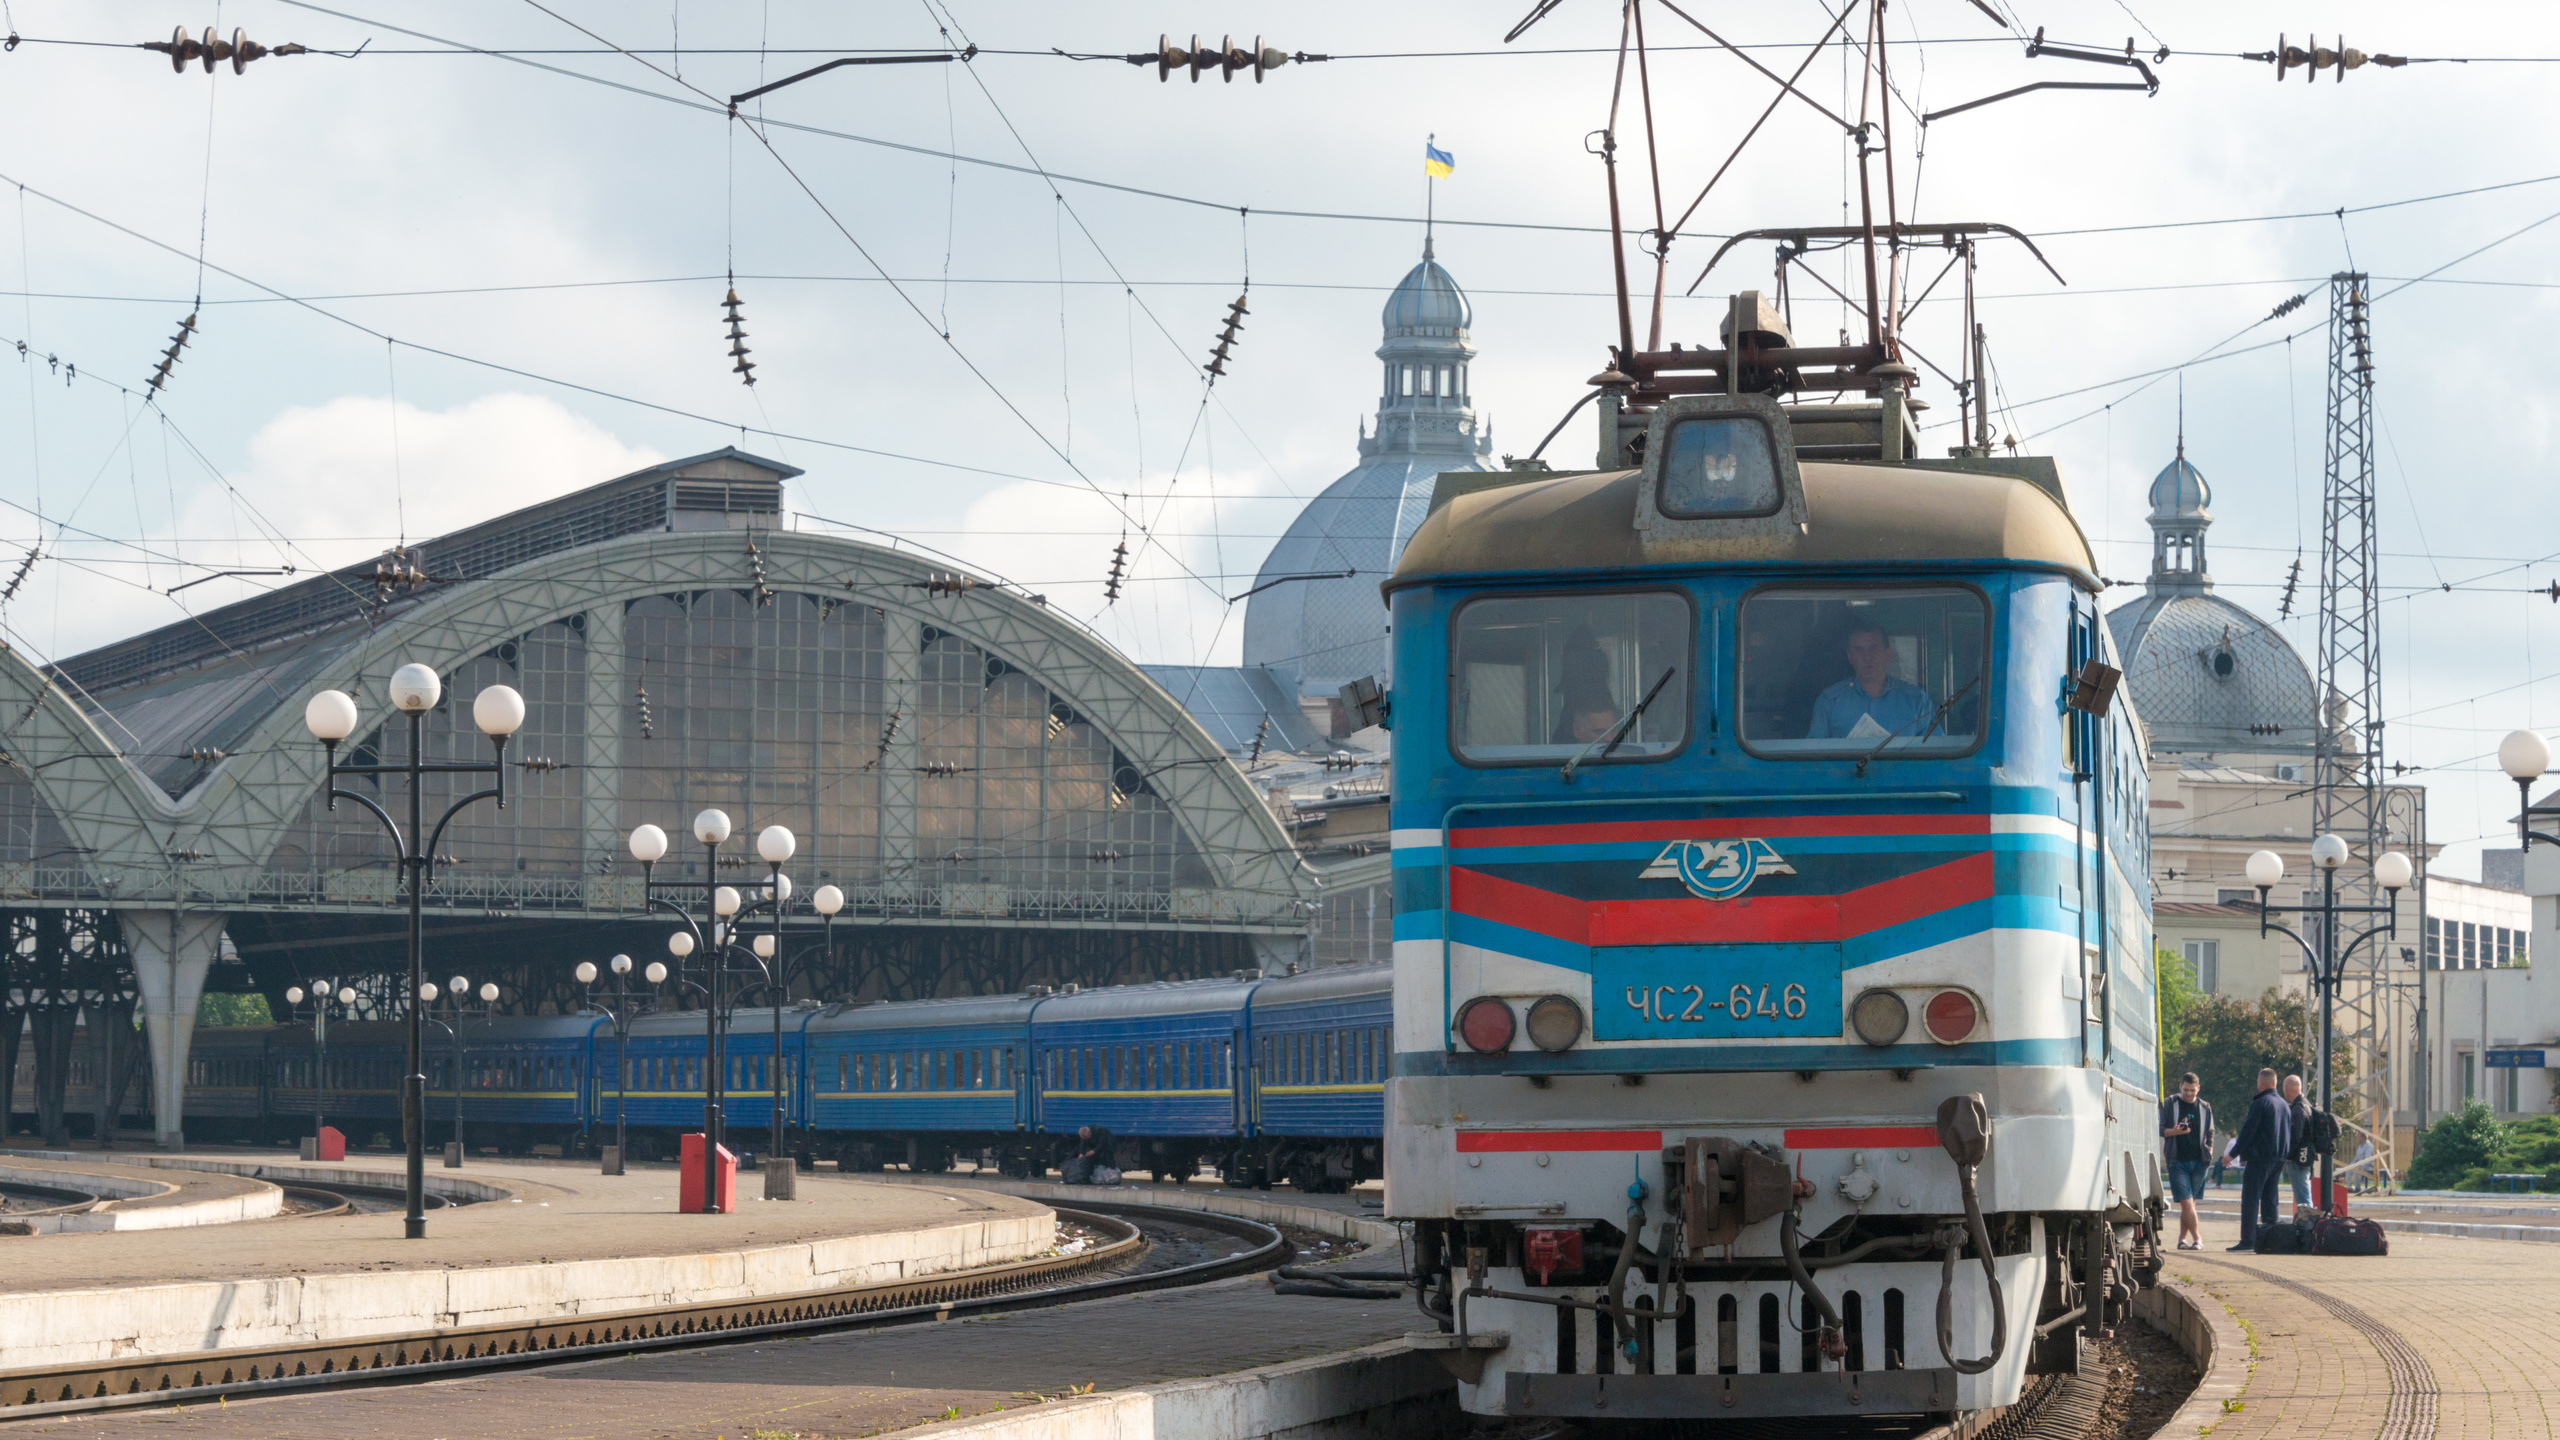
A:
1657,415,1783,518
1739,586,1988,758
1451,591,1689,764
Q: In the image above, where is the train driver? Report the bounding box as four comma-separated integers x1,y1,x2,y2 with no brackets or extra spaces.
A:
1552,629,1622,745
1806,619,1932,741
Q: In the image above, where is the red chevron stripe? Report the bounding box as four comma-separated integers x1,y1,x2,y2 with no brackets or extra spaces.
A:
1448,851,1993,948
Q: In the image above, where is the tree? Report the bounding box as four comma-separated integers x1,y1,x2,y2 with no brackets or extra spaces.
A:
2407,1102,2502,1189
2163,987,2345,1129
195,992,272,1027
2155,948,2200,1059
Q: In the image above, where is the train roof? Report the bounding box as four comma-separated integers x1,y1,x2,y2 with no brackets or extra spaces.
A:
1245,961,1392,1010
1031,974,1262,1024
1387,460,2096,591
623,1006,814,1040
265,1015,607,1047
806,994,1043,1036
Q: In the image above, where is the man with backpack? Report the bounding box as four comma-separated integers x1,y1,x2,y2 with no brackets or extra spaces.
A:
2159,1072,2214,1251
2232,1068,2292,1251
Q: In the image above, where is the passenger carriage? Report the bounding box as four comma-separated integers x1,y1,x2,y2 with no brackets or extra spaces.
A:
1030,977,1254,1183
1383,390,2162,1420
1242,962,1392,1192
803,994,1033,1173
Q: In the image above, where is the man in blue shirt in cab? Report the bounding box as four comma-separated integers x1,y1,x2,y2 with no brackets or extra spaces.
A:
1808,619,1933,741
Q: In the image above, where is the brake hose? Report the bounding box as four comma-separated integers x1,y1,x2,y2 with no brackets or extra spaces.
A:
1936,1142,2007,1374
1779,1205,1846,1359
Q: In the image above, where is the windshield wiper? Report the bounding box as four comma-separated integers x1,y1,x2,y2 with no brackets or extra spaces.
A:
1853,673,1981,779
1561,667,1677,784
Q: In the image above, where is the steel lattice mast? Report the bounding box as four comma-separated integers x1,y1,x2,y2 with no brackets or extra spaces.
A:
2311,271,2396,1178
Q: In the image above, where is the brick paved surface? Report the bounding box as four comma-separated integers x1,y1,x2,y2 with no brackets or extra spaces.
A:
14,1275,1417,1439
2172,1211,2560,1438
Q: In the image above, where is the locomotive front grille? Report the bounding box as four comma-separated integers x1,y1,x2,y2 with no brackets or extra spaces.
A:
1549,1281,1910,1378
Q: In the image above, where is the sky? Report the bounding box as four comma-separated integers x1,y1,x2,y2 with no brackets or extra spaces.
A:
1,1,2556,877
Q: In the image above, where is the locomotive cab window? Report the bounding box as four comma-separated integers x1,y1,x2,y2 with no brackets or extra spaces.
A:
1450,590,1690,764
1739,586,1988,757
1657,415,1783,518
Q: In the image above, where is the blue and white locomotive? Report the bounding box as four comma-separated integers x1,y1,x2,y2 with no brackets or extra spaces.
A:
1381,372,2163,1420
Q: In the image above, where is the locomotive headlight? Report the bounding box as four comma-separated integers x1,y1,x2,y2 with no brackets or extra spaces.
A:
1923,988,1981,1044
1526,995,1585,1052
1850,988,1909,1047
1455,996,1517,1055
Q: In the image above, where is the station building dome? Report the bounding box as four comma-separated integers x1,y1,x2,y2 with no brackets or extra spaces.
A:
1240,238,1491,717
2104,448,2318,757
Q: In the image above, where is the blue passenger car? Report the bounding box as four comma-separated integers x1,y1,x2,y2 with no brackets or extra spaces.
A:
1244,962,1391,1191
1030,978,1253,1182
803,995,1035,1172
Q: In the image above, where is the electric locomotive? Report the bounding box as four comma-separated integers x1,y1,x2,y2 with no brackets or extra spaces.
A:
1383,309,2163,1421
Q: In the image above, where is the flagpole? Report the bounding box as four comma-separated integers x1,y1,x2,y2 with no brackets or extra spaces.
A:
1425,133,1436,257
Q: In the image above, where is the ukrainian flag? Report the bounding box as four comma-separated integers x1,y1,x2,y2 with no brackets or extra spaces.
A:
1424,142,1456,179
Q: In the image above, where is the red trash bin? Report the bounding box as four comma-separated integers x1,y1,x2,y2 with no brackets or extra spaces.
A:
678,1133,737,1213
315,1125,346,1162
2315,1177,2351,1217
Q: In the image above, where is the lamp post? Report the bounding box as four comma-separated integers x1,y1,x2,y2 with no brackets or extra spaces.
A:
303,665,523,1239
416,976,500,1165
2246,836,2414,1215
731,824,844,1191
280,980,359,1148
575,954,663,1174
627,810,742,1208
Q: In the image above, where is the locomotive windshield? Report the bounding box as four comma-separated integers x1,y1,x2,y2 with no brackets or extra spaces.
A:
1739,585,1987,757
1450,590,1689,764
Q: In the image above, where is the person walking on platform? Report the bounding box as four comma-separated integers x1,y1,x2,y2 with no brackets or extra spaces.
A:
2280,1074,2315,1208
2160,1072,2215,1250
2232,1068,2292,1251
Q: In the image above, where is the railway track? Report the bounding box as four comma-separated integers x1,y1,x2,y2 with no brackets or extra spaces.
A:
0,1200,1285,1423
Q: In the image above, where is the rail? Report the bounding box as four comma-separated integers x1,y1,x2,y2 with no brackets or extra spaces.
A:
0,1201,1282,1422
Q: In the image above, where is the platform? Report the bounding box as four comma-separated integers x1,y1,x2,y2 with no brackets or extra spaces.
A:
2157,1207,2560,1437
0,1157,1052,1372
6,1182,1424,1440
0,1154,281,1232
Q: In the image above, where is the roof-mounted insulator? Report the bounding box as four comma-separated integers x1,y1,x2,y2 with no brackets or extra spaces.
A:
145,312,197,394
635,679,653,740
1204,293,1249,377
1245,714,1270,766
722,287,757,387
2256,35,2407,82
1103,538,1130,604
1,543,40,602
141,26,309,74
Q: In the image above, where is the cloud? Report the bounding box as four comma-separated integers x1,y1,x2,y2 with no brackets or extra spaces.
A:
31,393,660,660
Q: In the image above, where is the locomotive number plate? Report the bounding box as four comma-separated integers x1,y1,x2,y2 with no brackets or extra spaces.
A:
1591,942,1843,1040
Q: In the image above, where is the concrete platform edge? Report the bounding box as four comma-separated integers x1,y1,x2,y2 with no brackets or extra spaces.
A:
908,1336,1458,1440
0,1158,282,1234
2136,1275,2247,1437
0,1207,1055,1373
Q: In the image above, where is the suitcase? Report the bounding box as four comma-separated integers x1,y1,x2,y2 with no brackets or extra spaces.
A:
2252,1221,2314,1254
2309,1214,2388,1256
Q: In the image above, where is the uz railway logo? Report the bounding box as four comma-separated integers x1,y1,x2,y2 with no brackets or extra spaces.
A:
1640,838,1796,901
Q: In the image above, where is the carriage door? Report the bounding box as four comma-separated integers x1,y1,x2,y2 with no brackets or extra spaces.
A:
1232,1029,1254,1136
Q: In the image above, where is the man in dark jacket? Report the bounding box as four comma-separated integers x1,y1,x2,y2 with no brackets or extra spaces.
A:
2160,1073,2215,1250
2231,1067,2292,1251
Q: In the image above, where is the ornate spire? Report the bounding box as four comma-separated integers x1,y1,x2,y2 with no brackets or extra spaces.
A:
1370,239,1485,459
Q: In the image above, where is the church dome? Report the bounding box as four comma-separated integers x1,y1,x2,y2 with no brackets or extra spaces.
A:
2106,444,2315,756
1244,239,1490,702
2150,453,2211,519
1381,244,1472,337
